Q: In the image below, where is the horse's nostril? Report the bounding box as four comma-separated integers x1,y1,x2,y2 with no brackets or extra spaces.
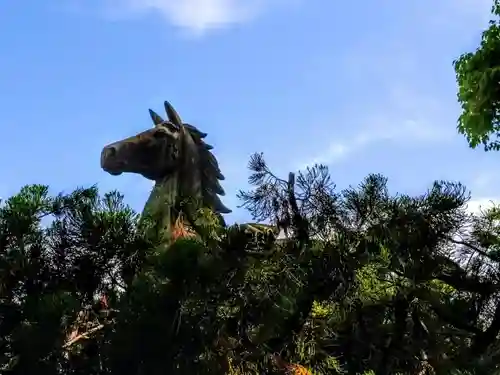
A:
106,147,116,158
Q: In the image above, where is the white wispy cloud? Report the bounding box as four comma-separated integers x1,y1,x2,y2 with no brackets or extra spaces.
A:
298,0,493,170
102,0,286,34
466,198,499,215
459,169,499,216
470,171,497,194
299,85,453,169
301,118,449,169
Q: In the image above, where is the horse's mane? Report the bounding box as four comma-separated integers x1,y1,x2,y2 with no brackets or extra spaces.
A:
182,123,232,214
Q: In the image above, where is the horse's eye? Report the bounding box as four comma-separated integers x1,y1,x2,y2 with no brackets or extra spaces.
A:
153,131,168,139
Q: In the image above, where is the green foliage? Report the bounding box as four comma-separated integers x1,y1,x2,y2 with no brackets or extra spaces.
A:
454,0,500,150
0,185,150,374
3,157,500,374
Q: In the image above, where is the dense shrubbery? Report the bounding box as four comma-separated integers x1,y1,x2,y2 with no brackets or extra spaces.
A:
2,156,500,375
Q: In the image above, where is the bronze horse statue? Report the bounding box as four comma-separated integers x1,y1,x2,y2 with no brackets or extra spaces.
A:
100,100,231,241
100,101,275,243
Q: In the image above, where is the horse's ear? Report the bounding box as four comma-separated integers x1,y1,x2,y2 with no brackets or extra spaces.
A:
149,109,164,126
164,101,183,127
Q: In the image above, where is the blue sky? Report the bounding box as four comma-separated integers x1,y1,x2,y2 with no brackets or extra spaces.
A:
0,0,497,222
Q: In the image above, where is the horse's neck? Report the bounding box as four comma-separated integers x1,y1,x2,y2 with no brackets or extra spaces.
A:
141,135,204,243
142,175,179,243
142,171,204,243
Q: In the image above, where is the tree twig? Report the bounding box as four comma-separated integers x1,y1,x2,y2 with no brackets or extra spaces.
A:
63,324,104,348
445,236,492,259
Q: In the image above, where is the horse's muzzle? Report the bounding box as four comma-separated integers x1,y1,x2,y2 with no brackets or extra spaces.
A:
100,146,122,175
